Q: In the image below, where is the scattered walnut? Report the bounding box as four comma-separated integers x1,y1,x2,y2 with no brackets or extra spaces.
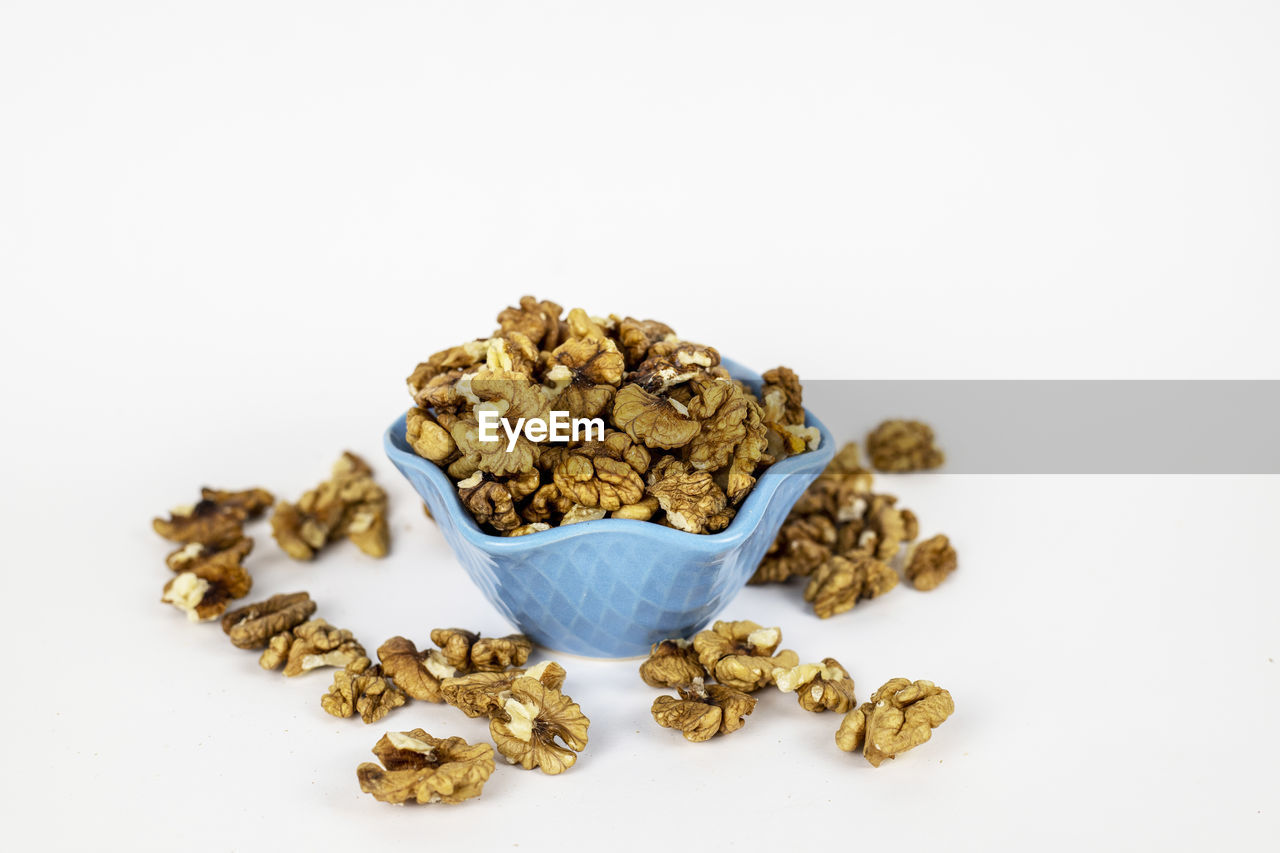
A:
322,657,408,724
164,535,252,575
866,419,945,472
692,620,799,692
357,729,495,805
220,591,316,649
805,554,898,618
835,678,954,766
160,538,253,622
376,637,457,702
441,661,567,718
153,487,272,548
905,534,957,591
792,442,873,518
268,501,323,560
749,514,837,584
200,486,274,516
153,504,244,549
774,658,857,713
838,493,914,560
260,618,366,676
270,452,389,560
651,677,757,742
489,676,590,774
430,628,532,673
638,638,707,688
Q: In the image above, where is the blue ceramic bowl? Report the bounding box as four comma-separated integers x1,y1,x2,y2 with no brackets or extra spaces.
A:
383,358,834,657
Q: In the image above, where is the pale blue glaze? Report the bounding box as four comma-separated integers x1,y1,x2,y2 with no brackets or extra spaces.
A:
383,359,834,657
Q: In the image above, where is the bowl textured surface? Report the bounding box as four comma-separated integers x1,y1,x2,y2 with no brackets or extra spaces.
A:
383,359,834,657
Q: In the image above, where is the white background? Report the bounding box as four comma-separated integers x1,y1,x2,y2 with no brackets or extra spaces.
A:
2,2,1277,851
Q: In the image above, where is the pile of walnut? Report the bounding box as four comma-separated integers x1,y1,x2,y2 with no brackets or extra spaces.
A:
355,631,591,804
153,487,274,621
404,295,819,535
640,618,954,766
752,440,958,615
270,451,391,560
151,453,391,623
218,594,594,803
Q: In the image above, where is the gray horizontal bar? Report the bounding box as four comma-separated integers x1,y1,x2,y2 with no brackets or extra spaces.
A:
800,380,1280,474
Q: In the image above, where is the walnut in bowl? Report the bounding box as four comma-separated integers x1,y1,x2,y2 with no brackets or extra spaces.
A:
384,357,833,658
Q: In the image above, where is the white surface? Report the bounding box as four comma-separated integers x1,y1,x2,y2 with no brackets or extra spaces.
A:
2,2,1278,851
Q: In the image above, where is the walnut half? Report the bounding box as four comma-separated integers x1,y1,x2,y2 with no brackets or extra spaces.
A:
441,661,567,719
773,658,857,713
692,620,799,692
835,678,954,767
357,729,495,804
376,637,457,703
260,619,365,676
866,420,945,472
270,452,389,560
220,591,316,649
651,678,757,742
905,534,957,591
638,638,707,688
804,554,898,619
322,657,408,724
489,677,590,775
160,537,253,622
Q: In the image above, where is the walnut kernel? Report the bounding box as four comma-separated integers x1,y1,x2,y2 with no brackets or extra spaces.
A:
357,729,495,804
835,678,954,766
